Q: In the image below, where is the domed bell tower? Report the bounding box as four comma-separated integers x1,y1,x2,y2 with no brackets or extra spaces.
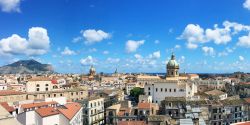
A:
166,53,179,77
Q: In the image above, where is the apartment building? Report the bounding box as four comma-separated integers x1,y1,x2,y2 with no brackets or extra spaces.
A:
81,97,105,125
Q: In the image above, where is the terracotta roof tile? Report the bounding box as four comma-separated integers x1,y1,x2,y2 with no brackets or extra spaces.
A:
21,101,58,109
58,102,81,120
138,102,151,109
0,90,25,96
244,98,250,104
36,107,59,117
0,102,15,112
28,77,51,81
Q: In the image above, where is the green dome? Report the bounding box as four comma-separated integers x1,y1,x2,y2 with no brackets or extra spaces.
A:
167,60,179,67
167,53,179,67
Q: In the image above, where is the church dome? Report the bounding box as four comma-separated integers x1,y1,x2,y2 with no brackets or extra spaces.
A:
167,60,179,67
167,53,179,67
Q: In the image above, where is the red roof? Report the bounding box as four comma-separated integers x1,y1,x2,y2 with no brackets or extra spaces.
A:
0,102,15,112
51,79,57,84
0,90,25,96
138,102,151,109
21,101,58,109
36,107,59,117
244,98,250,104
58,102,81,120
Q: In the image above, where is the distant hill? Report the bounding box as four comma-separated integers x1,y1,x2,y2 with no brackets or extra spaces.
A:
0,59,54,74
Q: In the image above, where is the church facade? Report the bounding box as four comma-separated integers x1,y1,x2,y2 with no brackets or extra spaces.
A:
144,53,198,104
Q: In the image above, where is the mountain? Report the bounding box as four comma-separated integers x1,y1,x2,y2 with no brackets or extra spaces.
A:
0,59,54,74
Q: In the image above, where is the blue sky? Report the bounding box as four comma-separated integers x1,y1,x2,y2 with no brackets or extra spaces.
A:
0,0,250,73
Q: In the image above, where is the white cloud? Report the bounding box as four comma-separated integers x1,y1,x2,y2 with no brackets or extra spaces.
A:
61,47,76,55
0,27,50,56
134,54,143,59
80,56,97,66
179,21,250,49
237,33,250,48
103,50,109,54
174,45,181,49
178,56,185,64
239,56,244,61
125,40,144,53
81,29,110,44
202,46,215,56
205,24,231,44
223,21,250,34
218,47,235,57
72,36,82,43
149,51,160,59
154,40,160,44
244,0,250,10
106,58,120,63
186,42,198,49
88,48,97,53
179,24,206,43
0,0,21,13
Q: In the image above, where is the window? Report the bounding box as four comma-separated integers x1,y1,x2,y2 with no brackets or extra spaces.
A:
169,89,171,92
81,92,83,95
148,87,150,90
168,103,172,107
54,94,56,97
161,88,163,92
174,89,176,92
148,92,151,95
71,92,73,96
45,84,49,86
60,94,63,96
45,88,48,91
36,84,40,87
36,88,39,91
165,88,167,92
156,88,158,92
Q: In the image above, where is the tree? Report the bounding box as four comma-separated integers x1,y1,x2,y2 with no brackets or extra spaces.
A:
130,87,144,103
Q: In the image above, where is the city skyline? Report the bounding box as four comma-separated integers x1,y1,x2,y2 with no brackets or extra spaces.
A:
1,0,250,73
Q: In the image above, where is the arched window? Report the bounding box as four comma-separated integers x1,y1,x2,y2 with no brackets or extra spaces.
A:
36,84,40,87
45,84,49,86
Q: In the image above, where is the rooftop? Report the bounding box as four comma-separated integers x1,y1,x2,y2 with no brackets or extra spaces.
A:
0,90,25,96
205,89,226,96
21,101,58,109
36,107,59,117
0,102,15,112
28,77,51,81
58,102,81,120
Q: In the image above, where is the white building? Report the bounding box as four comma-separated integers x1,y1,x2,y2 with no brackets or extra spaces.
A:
82,97,105,125
144,54,197,104
17,100,83,125
0,83,7,90
26,77,59,92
